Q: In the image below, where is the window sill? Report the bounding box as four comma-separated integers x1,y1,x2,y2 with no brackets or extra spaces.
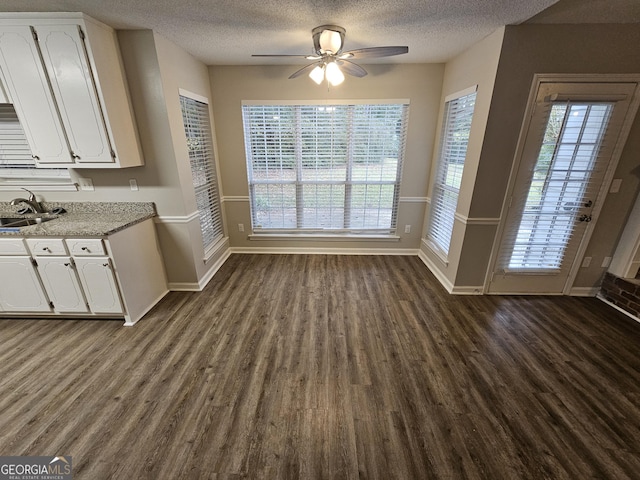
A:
249,233,401,242
422,238,449,266
0,184,79,192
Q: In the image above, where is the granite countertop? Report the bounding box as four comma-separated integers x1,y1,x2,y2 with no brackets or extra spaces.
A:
0,202,156,237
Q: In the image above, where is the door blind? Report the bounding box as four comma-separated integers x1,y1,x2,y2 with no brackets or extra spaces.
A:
498,100,621,272
242,103,409,234
179,95,223,250
425,91,477,256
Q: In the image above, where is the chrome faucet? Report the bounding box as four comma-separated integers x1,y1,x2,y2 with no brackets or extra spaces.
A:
10,188,46,214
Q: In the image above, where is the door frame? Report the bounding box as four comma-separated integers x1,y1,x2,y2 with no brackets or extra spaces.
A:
484,73,640,295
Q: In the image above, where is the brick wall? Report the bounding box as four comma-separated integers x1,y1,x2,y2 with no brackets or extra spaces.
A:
600,272,640,319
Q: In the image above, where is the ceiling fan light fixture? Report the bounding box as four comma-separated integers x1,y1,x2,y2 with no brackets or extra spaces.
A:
325,61,344,86
312,25,345,55
309,64,325,85
319,29,343,54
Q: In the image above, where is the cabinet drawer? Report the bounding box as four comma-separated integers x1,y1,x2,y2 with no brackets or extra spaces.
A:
0,238,28,255
26,238,67,256
66,239,106,256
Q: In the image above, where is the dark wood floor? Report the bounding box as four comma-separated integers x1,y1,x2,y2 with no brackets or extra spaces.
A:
0,254,639,479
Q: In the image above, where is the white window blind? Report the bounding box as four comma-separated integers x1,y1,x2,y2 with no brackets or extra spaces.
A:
242,102,409,234
0,104,72,187
179,94,223,251
503,101,614,271
426,90,477,257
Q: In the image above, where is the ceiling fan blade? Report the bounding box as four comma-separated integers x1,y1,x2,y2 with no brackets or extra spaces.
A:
288,62,321,79
252,54,311,58
340,46,408,59
338,60,367,78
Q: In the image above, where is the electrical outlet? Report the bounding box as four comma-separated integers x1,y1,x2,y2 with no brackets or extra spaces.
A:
602,256,612,268
129,179,139,191
238,223,244,232
78,177,94,191
582,256,592,268
404,225,411,234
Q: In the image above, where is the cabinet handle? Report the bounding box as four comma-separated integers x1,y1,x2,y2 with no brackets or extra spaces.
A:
72,152,81,160
103,263,109,267
42,247,50,252
32,155,40,161
64,263,70,267
81,247,89,251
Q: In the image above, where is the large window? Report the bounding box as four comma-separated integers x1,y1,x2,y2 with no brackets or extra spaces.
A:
425,88,477,257
0,104,72,189
242,101,409,234
179,92,223,252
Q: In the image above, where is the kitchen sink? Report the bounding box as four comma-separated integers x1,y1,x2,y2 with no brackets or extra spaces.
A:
0,216,56,227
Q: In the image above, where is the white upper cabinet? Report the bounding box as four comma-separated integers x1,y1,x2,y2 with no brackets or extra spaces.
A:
0,14,144,168
37,24,113,164
0,26,71,164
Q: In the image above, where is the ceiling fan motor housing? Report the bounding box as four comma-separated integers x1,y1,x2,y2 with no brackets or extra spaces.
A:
312,25,346,55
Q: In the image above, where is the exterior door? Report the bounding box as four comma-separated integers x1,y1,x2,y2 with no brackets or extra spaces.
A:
489,81,639,294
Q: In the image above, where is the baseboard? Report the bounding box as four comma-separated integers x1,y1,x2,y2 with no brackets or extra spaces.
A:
167,282,200,291
168,248,232,292
123,289,170,326
597,294,640,325
451,286,484,295
229,247,419,255
198,248,232,290
417,249,454,293
569,287,600,297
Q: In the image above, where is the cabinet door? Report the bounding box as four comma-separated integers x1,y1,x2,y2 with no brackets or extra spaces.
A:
35,25,114,164
0,26,71,164
73,257,123,314
36,257,88,313
0,256,51,312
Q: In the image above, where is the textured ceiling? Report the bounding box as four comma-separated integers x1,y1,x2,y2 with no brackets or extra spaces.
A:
0,0,637,65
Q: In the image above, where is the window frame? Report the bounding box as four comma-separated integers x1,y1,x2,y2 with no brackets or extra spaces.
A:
241,99,410,237
425,86,478,261
179,89,224,255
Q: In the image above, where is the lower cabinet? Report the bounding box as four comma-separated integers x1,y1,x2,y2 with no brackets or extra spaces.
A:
73,257,123,314
35,256,88,313
0,218,167,325
0,256,50,312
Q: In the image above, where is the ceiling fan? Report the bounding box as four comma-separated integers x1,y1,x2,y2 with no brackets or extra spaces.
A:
252,25,408,86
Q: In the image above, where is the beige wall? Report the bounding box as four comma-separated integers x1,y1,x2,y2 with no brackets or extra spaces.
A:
153,32,230,285
209,63,444,251
465,24,640,290
419,28,505,287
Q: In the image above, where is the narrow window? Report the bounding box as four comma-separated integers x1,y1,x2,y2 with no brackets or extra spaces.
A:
179,93,223,251
426,89,477,257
